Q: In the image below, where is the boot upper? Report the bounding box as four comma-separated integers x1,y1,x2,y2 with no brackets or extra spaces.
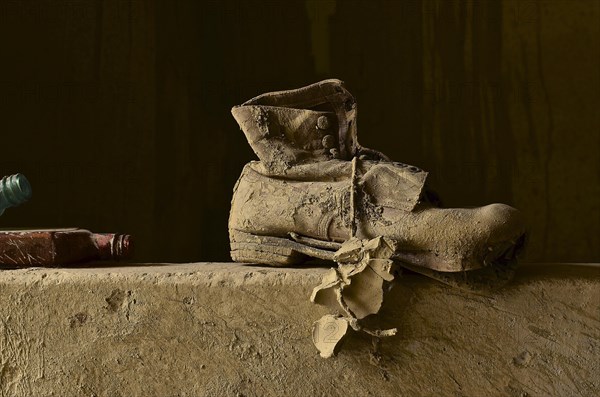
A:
231,79,388,173
229,80,527,276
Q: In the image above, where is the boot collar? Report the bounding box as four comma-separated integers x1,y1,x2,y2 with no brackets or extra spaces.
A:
235,79,359,161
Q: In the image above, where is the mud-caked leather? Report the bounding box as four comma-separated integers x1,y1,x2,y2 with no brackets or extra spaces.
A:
229,79,527,283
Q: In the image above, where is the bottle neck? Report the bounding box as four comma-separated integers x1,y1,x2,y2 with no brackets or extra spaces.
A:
0,174,32,214
92,233,133,260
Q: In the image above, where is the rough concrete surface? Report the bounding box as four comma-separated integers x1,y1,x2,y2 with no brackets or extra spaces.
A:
0,263,598,397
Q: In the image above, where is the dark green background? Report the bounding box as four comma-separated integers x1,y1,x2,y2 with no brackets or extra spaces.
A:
1,0,598,263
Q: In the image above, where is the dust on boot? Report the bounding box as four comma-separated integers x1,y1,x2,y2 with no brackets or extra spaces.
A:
229,79,526,277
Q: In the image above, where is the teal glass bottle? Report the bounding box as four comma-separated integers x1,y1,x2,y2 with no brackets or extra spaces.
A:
0,174,32,216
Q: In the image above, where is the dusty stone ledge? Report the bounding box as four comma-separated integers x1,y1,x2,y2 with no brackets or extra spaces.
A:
0,263,598,397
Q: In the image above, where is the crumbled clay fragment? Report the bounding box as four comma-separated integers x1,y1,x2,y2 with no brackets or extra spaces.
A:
311,237,399,357
342,261,388,319
332,238,365,264
312,315,350,358
368,258,396,282
310,268,341,312
311,237,397,319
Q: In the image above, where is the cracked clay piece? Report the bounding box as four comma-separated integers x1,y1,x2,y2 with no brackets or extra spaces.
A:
312,314,350,359
311,237,397,319
229,79,527,286
310,237,400,357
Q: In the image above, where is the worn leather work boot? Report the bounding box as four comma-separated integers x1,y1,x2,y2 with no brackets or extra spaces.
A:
229,80,526,278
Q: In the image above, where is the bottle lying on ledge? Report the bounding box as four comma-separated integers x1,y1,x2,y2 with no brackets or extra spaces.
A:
0,228,132,268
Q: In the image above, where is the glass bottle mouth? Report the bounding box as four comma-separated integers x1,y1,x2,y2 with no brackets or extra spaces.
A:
0,173,32,208
111,234,133,259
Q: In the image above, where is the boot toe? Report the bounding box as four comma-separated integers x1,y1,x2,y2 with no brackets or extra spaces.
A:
475,203,527,268
411,203,527,272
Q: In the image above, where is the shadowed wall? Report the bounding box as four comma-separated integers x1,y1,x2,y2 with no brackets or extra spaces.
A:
0,0,598,263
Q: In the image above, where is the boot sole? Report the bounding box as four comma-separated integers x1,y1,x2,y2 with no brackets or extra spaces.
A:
229,230,336,266
230,229,524,292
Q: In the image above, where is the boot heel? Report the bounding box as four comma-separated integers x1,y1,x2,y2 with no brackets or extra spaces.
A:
229,230,309,266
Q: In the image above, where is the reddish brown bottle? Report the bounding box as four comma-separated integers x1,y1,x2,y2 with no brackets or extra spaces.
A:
0,228,132,268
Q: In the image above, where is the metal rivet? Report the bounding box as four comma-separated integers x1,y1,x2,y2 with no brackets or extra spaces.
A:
344,99,354,111
322,135,336,150
317,115,330,130
409,166,421,173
